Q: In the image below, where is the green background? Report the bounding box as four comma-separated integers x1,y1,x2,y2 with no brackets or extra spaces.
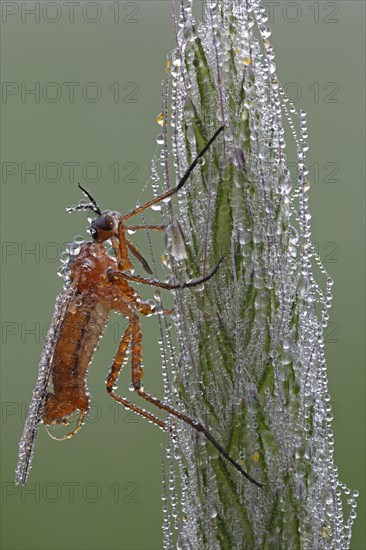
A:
1,1,364,549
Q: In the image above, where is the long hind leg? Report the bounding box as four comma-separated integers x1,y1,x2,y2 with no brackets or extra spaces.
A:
128,316,263,488
106,320,165,429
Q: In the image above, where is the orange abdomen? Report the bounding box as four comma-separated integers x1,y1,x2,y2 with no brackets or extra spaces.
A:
44,294,110,424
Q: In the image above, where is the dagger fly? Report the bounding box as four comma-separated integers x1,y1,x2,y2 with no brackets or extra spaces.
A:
15,126,263,489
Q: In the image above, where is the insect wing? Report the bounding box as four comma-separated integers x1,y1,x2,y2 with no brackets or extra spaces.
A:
15,284,77,485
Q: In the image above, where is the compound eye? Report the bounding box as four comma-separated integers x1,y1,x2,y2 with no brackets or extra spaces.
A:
94,214,114,231
90,214,116,241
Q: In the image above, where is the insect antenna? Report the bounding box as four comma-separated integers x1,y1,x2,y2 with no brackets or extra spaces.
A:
77,183,102,215
66,183,103,215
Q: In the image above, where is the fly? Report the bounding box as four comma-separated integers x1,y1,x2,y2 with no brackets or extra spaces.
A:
15,126,263,489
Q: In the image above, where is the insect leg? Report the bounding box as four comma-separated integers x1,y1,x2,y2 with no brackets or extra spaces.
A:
121,126,224,223
107,257,224,290
137,300,172,317
129,316,263,488
106,320,165,429
125,225,166,232
111,226,133,272
116,127,224,274
126,239,153,275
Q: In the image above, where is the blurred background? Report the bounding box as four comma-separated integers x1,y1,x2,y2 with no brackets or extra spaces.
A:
1,1,364,549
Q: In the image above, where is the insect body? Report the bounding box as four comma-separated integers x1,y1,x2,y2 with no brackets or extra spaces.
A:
16,126,263,488
44,241,117,430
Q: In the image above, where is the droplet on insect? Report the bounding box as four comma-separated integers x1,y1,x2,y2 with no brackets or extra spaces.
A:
90,245,103,259
60,251,69,264
146,299,157,314
67,242,81,256
57,265,71,279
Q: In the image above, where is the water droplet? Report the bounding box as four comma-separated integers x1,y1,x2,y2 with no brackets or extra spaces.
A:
262,26,272,39
210,506,218,519
156,112,164,126
68,242,81,256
